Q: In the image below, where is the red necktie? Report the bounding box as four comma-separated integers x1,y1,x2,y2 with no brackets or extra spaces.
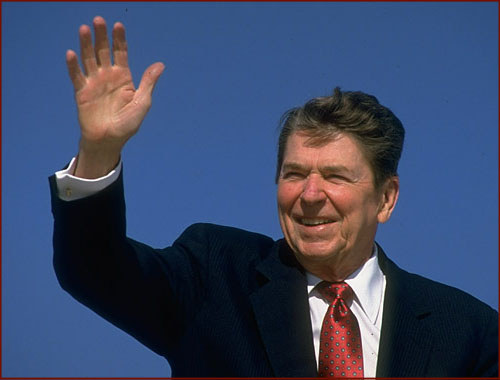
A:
317,282,364,378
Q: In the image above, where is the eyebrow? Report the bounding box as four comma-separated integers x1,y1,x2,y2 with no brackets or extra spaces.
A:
281,162,306,172
281,162,352,173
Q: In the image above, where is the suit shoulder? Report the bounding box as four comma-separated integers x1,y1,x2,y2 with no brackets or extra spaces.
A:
175,222,276,257
380,251,496,315
398,268,497,318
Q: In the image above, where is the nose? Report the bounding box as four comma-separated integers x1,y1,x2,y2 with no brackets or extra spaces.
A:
300,174,327,204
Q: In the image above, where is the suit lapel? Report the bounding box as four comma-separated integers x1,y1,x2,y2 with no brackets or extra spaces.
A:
249,241,435,377
249,240,318,377
376,246,434,377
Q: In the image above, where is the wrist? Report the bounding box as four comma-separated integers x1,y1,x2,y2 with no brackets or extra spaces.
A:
74,142,122,179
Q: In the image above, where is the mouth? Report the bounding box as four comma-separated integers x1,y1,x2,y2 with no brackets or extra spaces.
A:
298,218,335,226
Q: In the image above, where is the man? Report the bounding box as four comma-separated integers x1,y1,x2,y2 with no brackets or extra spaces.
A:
50,16,498,377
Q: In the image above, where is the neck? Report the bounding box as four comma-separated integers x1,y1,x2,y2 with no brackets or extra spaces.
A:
295,247,373,282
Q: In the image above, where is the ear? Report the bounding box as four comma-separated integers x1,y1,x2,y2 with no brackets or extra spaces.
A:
377,176,400,223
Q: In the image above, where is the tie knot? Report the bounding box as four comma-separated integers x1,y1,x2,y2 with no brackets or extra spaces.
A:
317,281,353,304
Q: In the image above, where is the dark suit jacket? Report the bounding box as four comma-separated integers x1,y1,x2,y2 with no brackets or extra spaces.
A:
49,172,498,377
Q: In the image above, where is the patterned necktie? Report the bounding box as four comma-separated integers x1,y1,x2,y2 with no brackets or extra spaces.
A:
317,281,364,378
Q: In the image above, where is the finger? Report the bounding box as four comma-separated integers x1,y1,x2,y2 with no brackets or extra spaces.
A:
112,22,129,68
66,49,86,92
79,24,98,75
93,16,111,68
135,62,165,108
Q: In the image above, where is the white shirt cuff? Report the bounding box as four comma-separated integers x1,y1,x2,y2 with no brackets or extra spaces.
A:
55,157,122,201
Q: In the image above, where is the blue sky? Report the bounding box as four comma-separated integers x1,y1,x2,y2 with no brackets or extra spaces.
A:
2,2,498,377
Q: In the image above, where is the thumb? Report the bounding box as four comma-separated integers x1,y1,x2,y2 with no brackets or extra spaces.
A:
136,62,165,106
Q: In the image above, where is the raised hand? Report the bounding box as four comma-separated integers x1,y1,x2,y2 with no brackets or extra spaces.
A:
66,16,164,178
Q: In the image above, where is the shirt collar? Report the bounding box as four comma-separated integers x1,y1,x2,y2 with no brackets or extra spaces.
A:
306,245,385,325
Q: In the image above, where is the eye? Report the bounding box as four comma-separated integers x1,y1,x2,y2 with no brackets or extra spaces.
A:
325,174,348,182
282,171,306,180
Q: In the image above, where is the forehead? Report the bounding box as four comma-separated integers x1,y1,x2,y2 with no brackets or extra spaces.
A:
283,132,369,166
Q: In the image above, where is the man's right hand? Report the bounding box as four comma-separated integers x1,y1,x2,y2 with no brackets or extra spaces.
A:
66,16,164,179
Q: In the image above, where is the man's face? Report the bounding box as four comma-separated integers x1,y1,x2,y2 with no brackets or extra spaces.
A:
277,132,398,277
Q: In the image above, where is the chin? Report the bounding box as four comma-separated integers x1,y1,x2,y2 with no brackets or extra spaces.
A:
294,241,343,261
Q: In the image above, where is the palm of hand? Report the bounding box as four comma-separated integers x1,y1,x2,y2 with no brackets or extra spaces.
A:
76,66,140,146
66,16,164,170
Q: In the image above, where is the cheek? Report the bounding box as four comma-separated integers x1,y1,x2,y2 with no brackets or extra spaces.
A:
329,190,380,226
277,184,299,210
324,187,354,210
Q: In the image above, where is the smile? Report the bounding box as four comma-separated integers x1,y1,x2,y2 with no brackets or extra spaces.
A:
299,218,334,226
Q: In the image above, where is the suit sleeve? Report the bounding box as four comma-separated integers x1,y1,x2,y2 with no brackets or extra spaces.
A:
49,170,209,359
472,305,498,377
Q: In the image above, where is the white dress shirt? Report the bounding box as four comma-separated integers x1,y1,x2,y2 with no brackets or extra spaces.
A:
307,248,386,377
54,158,386,376
55,157,122,201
